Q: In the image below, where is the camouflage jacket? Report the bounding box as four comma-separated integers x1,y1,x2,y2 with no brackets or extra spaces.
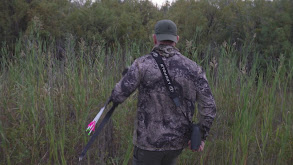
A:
111,44,216,151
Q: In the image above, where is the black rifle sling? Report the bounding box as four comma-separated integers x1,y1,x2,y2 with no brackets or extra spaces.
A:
79,103,118,161
151,51,181,107
151,51,190,123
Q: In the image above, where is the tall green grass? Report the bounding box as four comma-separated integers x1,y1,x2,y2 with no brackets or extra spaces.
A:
177,41,293,165
0,34,292,165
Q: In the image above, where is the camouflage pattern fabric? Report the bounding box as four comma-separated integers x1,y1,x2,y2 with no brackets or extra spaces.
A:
111,44,216,151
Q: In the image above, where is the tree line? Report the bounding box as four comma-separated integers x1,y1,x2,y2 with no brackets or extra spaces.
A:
1,0,292,61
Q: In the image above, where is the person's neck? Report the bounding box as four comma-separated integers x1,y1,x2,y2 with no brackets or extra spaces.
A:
156,41,176,47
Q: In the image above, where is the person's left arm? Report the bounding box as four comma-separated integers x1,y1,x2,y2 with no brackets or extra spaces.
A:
193,68,217,152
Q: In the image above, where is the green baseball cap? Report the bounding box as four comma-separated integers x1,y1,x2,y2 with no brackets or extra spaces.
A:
155,20,178,43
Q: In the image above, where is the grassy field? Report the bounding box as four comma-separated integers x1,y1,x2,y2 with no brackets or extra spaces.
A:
0,35,292,165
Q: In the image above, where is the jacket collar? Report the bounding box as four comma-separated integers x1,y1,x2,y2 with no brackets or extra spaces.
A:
152,44,179,58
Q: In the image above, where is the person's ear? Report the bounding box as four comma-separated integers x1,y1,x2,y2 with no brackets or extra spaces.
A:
177,35,179,42
153,34,157,45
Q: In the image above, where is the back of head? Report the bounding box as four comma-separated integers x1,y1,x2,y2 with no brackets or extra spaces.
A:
155,20,178,43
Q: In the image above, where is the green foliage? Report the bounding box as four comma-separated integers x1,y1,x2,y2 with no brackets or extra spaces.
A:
1,27,293,164
1,0,292,61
